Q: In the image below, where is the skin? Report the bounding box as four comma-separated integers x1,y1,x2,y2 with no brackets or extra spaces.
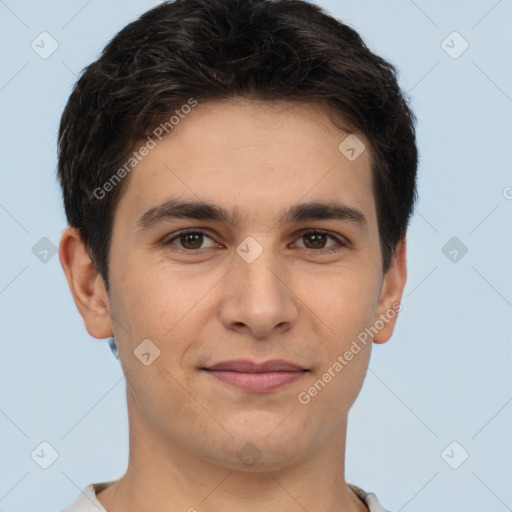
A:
59,98,407,512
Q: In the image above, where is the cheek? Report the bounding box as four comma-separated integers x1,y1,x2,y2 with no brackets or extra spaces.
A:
302,266,382,336
109,255,213,376
294,334,371,446
110,254,182,329
126,360,212,451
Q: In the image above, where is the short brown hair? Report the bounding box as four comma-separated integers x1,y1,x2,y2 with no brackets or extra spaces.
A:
57,0,418,291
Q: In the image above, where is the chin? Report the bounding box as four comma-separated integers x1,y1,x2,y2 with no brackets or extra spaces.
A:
201,420,311,472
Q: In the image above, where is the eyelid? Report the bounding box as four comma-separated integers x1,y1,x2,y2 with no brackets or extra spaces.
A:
293,227,348,245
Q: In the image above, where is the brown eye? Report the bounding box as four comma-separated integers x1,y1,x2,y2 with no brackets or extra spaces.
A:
295,231,343,252
179,232,203,250
302,232,328,249
164,230,217,251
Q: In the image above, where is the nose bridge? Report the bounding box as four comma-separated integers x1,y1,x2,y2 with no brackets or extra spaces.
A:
236,237,286,306
241,250,281,297
219,235,298,337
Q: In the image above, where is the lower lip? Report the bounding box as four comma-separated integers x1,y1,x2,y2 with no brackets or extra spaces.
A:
204,370,306,392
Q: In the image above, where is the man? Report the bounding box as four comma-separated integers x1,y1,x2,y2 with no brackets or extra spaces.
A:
57,0,417,510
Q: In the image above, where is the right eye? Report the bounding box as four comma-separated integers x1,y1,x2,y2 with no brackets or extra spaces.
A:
163,229,220,252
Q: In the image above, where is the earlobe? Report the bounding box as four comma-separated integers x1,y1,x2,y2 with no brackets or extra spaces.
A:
58,226,113,339
372,237,407,345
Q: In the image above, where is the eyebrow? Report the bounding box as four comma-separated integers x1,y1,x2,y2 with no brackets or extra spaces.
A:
136,198,368,232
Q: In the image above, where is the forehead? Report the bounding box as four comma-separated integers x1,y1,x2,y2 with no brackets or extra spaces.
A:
114,99,376,230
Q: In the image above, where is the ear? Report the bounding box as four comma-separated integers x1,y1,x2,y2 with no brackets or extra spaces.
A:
372,236,407,344
58,226,113,339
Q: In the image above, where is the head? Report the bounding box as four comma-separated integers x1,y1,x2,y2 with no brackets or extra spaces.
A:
58,0,417,471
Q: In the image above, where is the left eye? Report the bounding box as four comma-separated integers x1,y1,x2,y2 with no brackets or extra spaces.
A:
295,231,341,251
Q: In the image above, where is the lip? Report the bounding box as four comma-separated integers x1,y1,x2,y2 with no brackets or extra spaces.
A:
203,359,308,392
206,359,305,372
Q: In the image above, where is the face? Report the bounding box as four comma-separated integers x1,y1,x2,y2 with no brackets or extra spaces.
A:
61,99,406,472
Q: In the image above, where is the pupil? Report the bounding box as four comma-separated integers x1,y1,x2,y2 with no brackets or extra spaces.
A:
182,233,202,249
306,233,325,248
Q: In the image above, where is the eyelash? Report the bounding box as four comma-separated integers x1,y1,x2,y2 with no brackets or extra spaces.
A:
162,229,347,255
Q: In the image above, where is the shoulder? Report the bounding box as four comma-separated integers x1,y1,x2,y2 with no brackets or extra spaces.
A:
348,483,391,512
59,481,115,512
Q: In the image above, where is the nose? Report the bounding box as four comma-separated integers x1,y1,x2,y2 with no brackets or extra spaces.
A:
218,245,299,339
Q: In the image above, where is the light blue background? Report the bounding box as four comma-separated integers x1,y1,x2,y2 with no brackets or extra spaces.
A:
1,1,511,511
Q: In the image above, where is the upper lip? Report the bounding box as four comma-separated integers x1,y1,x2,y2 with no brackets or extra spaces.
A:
204,359,307,372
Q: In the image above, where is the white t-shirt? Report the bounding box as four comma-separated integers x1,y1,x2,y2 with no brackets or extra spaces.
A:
60,481,390,511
